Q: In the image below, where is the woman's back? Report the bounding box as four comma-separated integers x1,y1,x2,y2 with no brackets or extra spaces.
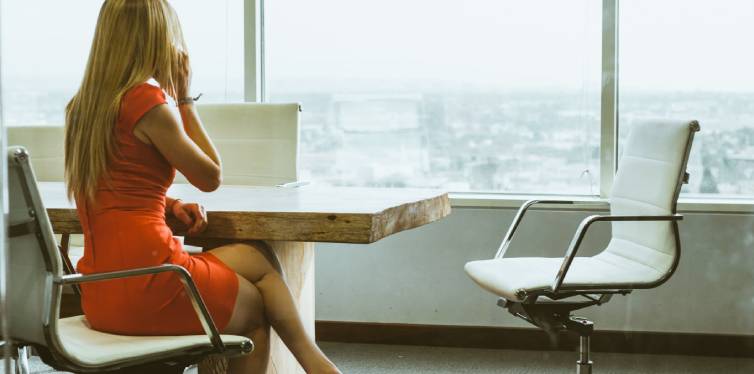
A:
81,83,174,215
74,82,237,335
76,83,174,272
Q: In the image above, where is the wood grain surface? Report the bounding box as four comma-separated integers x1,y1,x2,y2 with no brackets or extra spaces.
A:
40,182,451,244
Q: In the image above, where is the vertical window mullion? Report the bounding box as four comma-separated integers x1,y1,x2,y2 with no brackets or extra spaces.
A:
0,0,9,366
600,0,619,197
244,0,264,102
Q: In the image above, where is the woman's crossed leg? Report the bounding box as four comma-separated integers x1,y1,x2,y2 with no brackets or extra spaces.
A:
210,241,339,374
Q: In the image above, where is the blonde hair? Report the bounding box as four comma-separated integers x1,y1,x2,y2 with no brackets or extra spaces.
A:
65,0,186,201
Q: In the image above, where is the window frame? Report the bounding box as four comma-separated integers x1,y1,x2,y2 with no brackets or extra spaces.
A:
244,0,265,102
246,0,754,213
600,0,619,198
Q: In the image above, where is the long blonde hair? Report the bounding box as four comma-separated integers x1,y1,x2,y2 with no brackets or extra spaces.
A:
65,0,186,201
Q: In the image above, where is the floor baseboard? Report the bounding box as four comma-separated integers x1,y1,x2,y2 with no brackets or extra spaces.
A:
316,320,754,358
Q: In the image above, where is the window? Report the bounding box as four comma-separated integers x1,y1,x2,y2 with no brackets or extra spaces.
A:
3,1,751,199
619,0,754,197
172,0,244,103
266,0,602,194
0,0,243,127
1,1,99,127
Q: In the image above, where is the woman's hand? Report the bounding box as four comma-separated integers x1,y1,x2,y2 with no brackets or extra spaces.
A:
172,51,192,101
171,200,207,236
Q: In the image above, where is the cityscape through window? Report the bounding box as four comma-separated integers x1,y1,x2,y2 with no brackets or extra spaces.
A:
619,0,754,196
266,0,603,194
1,0,243,127
2,0,752,197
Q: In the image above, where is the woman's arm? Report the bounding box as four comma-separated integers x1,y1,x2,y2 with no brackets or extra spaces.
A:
171,51,220,168
134,51,221,192
178,104,221,166
134,104,222,191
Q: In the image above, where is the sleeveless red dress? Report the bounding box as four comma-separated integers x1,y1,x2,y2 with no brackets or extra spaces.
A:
76,83,239,335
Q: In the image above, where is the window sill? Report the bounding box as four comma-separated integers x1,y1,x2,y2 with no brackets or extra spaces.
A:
450,193,754,214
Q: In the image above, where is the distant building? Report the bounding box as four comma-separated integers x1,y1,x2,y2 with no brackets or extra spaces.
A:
329,93,429,187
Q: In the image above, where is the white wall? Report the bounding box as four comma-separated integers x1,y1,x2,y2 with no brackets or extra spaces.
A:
314,206,754,335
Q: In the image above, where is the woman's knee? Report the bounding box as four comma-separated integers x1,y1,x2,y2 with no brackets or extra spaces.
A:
236,241,282,280
244,241,281,270
210,241,281,282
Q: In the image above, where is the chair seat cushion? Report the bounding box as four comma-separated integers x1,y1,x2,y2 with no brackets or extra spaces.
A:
58,316,250,367
464,253,664,302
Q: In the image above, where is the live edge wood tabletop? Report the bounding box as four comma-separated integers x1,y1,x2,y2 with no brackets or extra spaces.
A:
40,182,451,374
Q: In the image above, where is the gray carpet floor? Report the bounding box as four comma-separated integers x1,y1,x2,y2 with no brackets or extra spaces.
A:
3,342,754,373
319,342,754,373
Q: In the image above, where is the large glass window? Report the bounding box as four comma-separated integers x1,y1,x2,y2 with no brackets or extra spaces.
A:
266,0,602,194
619,0,754,197
172,0,244,103
1,0,243,127
5,1,750,198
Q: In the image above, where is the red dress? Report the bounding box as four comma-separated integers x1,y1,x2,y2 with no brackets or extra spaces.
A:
76,83,238,335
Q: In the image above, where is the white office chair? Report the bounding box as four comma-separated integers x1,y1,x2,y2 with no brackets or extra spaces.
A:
6,146,253,373
465,120,699,374
178,102,301,186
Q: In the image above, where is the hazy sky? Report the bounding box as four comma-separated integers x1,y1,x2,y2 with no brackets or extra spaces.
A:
1,0,243,97
620,0,754,92
267,0,602,92
266,0,754,92
2,0,753,95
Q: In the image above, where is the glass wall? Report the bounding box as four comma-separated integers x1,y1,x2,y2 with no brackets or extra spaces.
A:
619,0,754,197
0,0,7,367
2,0,244,128
266,0,602,194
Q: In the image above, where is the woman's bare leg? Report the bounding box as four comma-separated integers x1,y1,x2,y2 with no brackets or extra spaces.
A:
211,242,339,373
223,274,271,373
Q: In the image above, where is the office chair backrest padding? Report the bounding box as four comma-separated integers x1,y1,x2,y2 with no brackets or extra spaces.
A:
7,146,65,347
7,125,87,252
604,120,693,274
7,126,66,182
174,103,300,186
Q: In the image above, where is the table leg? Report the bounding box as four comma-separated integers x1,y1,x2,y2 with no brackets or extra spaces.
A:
197,240,314,374
264,240,315,374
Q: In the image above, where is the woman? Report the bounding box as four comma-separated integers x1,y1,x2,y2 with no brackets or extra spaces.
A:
64,1,340,373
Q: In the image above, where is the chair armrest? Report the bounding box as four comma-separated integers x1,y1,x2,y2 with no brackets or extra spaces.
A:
551,214,683,294
55,264,226,352
495,199,594,258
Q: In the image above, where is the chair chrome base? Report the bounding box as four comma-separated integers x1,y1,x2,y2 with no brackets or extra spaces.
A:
499,297,595,374
577,360,593,374
569,319,593,374
16,346,31,374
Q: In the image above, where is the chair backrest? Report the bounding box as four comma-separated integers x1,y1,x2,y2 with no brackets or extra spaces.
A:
6,105,302,187
7,146,65,348
7,126,66,182
605,120,699,280
7,126,85,251
174,103,300,186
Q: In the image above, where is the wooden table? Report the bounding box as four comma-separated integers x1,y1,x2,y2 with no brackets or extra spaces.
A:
40,182,451,373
